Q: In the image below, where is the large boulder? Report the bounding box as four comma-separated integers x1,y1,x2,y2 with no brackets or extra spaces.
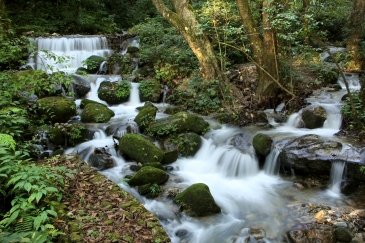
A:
38,97,76,123
119,134,164,164
81,103,114,123
175,183,221,217
80,99,106,109
88,148,115,170
134,102,158,131
139,80,161,103
97,81,131,105
72,75,91,98
49,123,91,147
147,112,209,137
252,133,272,157
84,55,105,74
128,166,169,186
301,106,327,129
164,133,202,157
287,223,334,243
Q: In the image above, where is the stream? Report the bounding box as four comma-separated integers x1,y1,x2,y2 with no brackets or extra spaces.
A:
31,36,364,242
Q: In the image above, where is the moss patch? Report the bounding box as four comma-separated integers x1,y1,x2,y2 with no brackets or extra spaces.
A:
128,166,169,186
98,81,131,105
139,79,161,102
81,103,115,123
252,133,273,157
134,103,158,131
38,96,76,123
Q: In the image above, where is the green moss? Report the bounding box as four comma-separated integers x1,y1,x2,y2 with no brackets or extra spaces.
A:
128,166,169,186
84,55,106,74
80,99,107,109
0,133,16,150
175,183,221,217
139,79,161,102
49,123,89,146
81,103,115,123
252,133,273,157
98,81,131,105
138,183,161,198
171,133,201,157
38,96,76,123
134,103,158,131
162,150,178,164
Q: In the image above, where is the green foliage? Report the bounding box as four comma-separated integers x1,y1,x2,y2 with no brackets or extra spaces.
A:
342,92,365,130
0,107,29,139
0,134,16,151
139,80,161,102
116,81,132,100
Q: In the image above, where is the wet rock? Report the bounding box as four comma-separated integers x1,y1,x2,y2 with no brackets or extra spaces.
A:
250,228,265,240
84,55,105,74
139,79,161,103
49,123,90,147
148,112,209,137
119,134,164,164
349,209,365,219
128,166,169,186
16,91,38,104
287,223,334,243
72,75,91,98
137,183,161,198
162,150,179,164
315,210,327,223
88,148,115,170
80,103,115,123
301,106,327,129
76,67,88,75
80,99,106,109
252,133,272,157
334,227,352,242
38,96,76,123
164,133,202,157
134,102,158,131
175,183,221,217
97,81,131,105
230,133,252,153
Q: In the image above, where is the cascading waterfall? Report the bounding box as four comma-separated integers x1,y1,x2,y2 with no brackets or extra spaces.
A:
264,146,281,175
128,83,142,106
327,161,346,198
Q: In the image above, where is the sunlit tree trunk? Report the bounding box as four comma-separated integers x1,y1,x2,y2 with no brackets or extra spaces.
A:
236,0,281,98
347,0,365,72
151,0,223,81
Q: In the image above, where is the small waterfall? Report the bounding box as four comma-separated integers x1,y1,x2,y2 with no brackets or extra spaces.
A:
264,147,281,175
129,82,142,106
29,36,112,73
327,161,346,197
86,77,108,105
98,61,108,74
285,112,302,128
93,129,107,139
162,85,169,104
338,73,361,91
121,37,140,55
322,104,342,130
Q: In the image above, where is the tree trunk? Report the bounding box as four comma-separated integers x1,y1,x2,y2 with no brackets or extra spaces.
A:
347,0,365,71
151,0,223,81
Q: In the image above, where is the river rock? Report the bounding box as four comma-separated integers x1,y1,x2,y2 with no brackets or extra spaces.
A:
84,55,105,74
106,120,139,139
252,133,272,157
301,106,327,129
164,133,202,157
119,134,164,164
38,96,76,123
139,79,161,102
97,80,131,105
128,166,169,186
80,99,106,109
80,103,115,123
175,183,221,217
72,75,91,98
134,102,158,131
334,227,353,242
88,148,115,170
287,223,334,243
147,112,209,137
49,123,90,147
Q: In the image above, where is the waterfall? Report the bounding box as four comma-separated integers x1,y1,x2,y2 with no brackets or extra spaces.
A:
128,82,142,106
327,161,346,198
29,36,112,73
285,112,302,128
264,147,281,175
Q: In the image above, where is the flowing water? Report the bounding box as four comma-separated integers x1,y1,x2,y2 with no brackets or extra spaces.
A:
37,37,364,242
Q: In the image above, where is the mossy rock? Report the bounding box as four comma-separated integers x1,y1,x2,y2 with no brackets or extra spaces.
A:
252,133,273,157
162,150,179,164
134,103,158,131
319,65,339,85
97,81,131,105
139,79,161,102
0,133,16,150
175,183,221,217
84,55,105,74
172,133,202,157
81,103,115,123
147,112,209,137
80,99,107,109
128,166,169,186
38,96,76,123
137,183,161,198
302,106,327,129
119,134,164,164
164,106,185,115
49,123,89,146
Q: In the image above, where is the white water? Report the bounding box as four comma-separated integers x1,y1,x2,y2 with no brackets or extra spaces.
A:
29,36,112,73
326,161,346,198
129,82,142,106
264,146,281,175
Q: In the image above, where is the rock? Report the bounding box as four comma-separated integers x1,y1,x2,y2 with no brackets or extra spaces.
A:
38,96,76,123
164,133,202,157
252,133,273,157
349,209,365,218
162,150,179,164
134,102,158,131
72,75,91,98
142,163,164,170
137,183,161,198
175,183,221,217
49,123,90,147
119,134,164,164
319,65,339,85
76,67,88,75
287,223,334,243
81,103,115,123
128,166,169,186
164,106,185,115
106,121,139,139
334,221,348,228
16,91,38,104
315,210,327,223
97,81,131,105
139,79,161,102
148,112,209,137
334,227,352,242
301,106,327,129
84,55,105,74
88,148,115,170
80,99,107,109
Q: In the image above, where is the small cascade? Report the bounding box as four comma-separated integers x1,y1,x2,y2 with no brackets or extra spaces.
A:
162,85,169,104
264,147,281,175
327,161,346,198
86,77,109,105
93,129,107,139
128,82,142,106
29,36,112,73
338,73,361,91
285,112,302,128
120,37,140,55
98,61,108,74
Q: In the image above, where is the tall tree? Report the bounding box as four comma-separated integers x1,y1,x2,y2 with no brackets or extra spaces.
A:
151,0,223,81
347,0,365,71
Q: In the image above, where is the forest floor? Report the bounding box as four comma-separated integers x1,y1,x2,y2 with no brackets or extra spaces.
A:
46,155,170,243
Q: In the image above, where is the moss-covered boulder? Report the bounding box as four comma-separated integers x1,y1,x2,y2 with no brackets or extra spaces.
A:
97,81,131,105
84,55,105,74
49,123,90,146
252,133,273,157
175,183,221,217
128,166,169,186
134,102,158,131
147,112,209,137
80,99,107,109
81,103,115,123
38,97,76,123
139,80,161,102
302,106,327,129
119,134,164,164
0,133,16,150
165,133,202,157
162,150,179,164
72,75,91,98
137,183,161,199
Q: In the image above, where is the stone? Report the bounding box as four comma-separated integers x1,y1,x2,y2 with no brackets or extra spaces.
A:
287,223,334,243
38,96,76,123
175,183,221,217
334,227,352,242
88,148,115,170
162,150,179,164
97,81,131,105
128,166,169,186
49,123,90,147
84,55,105,74
139,79,161,103
80,103,115,123
72,75,91,98
315,210,327,223
134,102,158,131
349,209,365,218
301,106,327,129
80,99,106,109
252,133,273,157
164,133,202,157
